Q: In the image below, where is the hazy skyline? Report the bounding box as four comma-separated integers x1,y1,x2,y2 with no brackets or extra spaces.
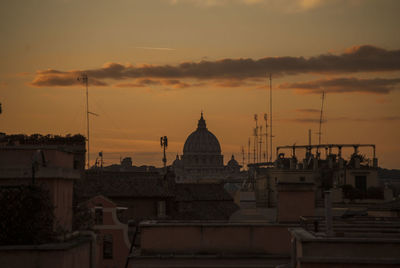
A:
1,0,399,168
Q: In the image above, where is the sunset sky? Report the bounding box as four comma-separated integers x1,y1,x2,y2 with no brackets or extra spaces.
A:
1,0,399,168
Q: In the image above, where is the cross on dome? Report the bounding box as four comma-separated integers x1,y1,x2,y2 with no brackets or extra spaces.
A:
198,112,207,129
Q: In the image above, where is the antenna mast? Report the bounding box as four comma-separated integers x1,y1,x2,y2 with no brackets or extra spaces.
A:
241,146,245,169
318,91,325,146
247,138,250,167
254,114,258,163
78,73,90,169
269,74,273,162
259,125,263,163
264,113,268,162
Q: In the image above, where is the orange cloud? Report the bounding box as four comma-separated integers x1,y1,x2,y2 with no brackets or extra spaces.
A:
114,79,191,89
279,77,400,94
29,45,400,91
283,115,400,124
30,69,108,87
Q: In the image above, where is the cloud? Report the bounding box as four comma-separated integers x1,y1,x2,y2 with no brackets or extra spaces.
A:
114,78,191,89
295,108,320,114
16,72,31,77
214,79,256,88
135,47,176,51
285,118,326,123
114,79,162,88
283,115,400,124
168,0,357,12
30,45,400,89
279,77,400,94
30,69,108,87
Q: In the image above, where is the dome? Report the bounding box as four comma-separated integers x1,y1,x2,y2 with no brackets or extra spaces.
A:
183,113,221,154
227,155,239,167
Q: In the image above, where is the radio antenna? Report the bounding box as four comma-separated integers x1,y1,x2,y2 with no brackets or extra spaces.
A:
318,91,325,146
269,74,273,162
78,73,90,169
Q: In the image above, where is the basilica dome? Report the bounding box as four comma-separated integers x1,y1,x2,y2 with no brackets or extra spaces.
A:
227,155,239,167
183,113,221,155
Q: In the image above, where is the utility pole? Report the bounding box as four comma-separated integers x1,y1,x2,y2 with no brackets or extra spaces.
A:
160,136,168,172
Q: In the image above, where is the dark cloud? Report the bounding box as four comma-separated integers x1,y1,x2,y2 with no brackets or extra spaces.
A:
29,45,400,88
30,70,108,87
114,79,162,88
214,79,257,88
162,79,191,89
279,77,400,94
114,78,191,89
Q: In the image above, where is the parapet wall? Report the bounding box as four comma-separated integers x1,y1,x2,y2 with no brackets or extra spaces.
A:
139,222,295,255
0,236,93,268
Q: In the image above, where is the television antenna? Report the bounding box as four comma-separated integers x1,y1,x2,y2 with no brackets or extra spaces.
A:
317,91,325,156
77,73,99,169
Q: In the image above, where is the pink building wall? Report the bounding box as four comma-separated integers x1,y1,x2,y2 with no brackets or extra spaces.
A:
139,223,293,255
86,195,130,268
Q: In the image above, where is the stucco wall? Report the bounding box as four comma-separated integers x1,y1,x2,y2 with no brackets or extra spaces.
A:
277,190,315,222
0,148,74,169
345,169,379,188
0,177,75,231
87,195,130,268
140,223,293,255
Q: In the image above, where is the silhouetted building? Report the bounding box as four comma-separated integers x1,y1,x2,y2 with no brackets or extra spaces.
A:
0,136,95,268
253,143,390,208
173,113,243,182
75,170,238,222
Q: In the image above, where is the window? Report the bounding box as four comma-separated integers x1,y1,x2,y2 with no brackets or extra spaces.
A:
355,176,367,192
94,207,103,225
157,201,166,218
103,234,113,259
116,207,128,223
